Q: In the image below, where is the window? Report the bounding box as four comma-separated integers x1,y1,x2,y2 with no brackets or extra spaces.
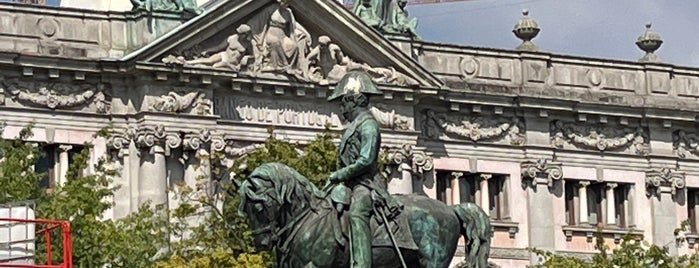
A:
688,189,699,233
435,171,509,221
34,144,83,191
564,180,633,228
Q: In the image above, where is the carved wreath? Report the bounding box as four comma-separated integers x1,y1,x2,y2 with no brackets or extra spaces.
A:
550,120,649,155
423,109,525,145
7,80,110,113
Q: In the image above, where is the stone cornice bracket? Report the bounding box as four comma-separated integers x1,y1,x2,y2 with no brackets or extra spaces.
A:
550,120,649,155
521,159,563,187
134,125,180,156
106,128,133,159
423,109,525,145
387,143,434,175
645,168,685,197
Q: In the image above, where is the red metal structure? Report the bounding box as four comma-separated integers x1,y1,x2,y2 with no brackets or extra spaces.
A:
0,218,72,268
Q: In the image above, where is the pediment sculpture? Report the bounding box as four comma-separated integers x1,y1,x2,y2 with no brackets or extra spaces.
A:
354,0,421,39
5,79,110,114
161,3,418,87
130,0,202,15
422,109,525,145
550,120,649,155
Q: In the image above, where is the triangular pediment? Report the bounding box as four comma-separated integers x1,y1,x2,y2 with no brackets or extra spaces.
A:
123,0,443,88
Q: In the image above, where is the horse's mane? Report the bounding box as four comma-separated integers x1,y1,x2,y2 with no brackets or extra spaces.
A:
239,162,323,216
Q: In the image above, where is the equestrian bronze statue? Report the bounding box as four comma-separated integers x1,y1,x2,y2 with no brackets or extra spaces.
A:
236,71,492,268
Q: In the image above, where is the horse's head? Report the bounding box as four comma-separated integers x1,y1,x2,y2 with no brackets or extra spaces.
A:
238,162,317,250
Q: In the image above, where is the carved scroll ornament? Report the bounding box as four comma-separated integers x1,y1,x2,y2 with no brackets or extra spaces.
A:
161,3,418,87
150,91,211,115
387,144,434,175
645,168,685,196
550,120,649,155
6,80,110,113
520,159,563,187
422,109,525,145
133,125,181,156
107,128,134,159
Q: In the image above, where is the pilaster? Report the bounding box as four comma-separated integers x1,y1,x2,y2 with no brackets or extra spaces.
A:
646,168,685,255
134,125,179,207
521,159,563,264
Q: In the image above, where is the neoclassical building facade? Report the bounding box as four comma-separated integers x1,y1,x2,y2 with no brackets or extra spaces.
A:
1,0,699,267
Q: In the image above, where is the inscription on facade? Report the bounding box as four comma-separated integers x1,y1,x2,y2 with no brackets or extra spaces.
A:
214,95,342,128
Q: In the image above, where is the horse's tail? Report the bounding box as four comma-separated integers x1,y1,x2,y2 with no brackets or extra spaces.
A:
452,202,492,268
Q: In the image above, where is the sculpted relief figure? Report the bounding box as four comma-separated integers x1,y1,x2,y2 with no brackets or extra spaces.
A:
236,71,492,268
161,2,418,87
185,24,254,71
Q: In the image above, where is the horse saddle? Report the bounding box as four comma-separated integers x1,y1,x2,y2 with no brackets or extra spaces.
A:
327,190,418,251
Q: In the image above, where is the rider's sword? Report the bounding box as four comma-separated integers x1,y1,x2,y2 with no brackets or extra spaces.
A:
378,207,408,268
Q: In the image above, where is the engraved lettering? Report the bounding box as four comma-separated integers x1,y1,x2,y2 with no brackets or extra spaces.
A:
215,94,341,128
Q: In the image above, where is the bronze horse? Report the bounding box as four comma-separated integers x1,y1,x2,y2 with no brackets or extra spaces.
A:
237,163,491,268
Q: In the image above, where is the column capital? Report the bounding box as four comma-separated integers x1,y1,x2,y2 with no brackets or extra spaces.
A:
645,168,685,197
480,173,493,181
387,143,434,175
521,158,563,187
134,125,180,156
606,182,618,189
58,144,73,152
106,128,132,159
578,180,591,187
450,171,464,180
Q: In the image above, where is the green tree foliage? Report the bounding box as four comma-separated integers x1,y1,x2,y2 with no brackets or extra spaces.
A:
0,125,345,267
526,229,699,268
152,128,340,267
0,124,45,204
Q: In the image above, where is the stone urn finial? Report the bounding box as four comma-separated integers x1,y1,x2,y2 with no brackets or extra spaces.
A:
513,9,540,52
636,23,663,62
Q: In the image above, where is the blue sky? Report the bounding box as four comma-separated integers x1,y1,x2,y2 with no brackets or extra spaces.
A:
407,0,699,67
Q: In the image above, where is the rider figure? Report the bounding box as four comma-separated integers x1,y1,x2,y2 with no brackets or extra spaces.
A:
326,70,402,268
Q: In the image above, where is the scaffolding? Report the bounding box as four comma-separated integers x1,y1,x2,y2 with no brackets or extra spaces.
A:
0,201,72,268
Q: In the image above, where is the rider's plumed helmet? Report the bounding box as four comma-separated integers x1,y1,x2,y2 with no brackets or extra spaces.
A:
327,70,383,101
